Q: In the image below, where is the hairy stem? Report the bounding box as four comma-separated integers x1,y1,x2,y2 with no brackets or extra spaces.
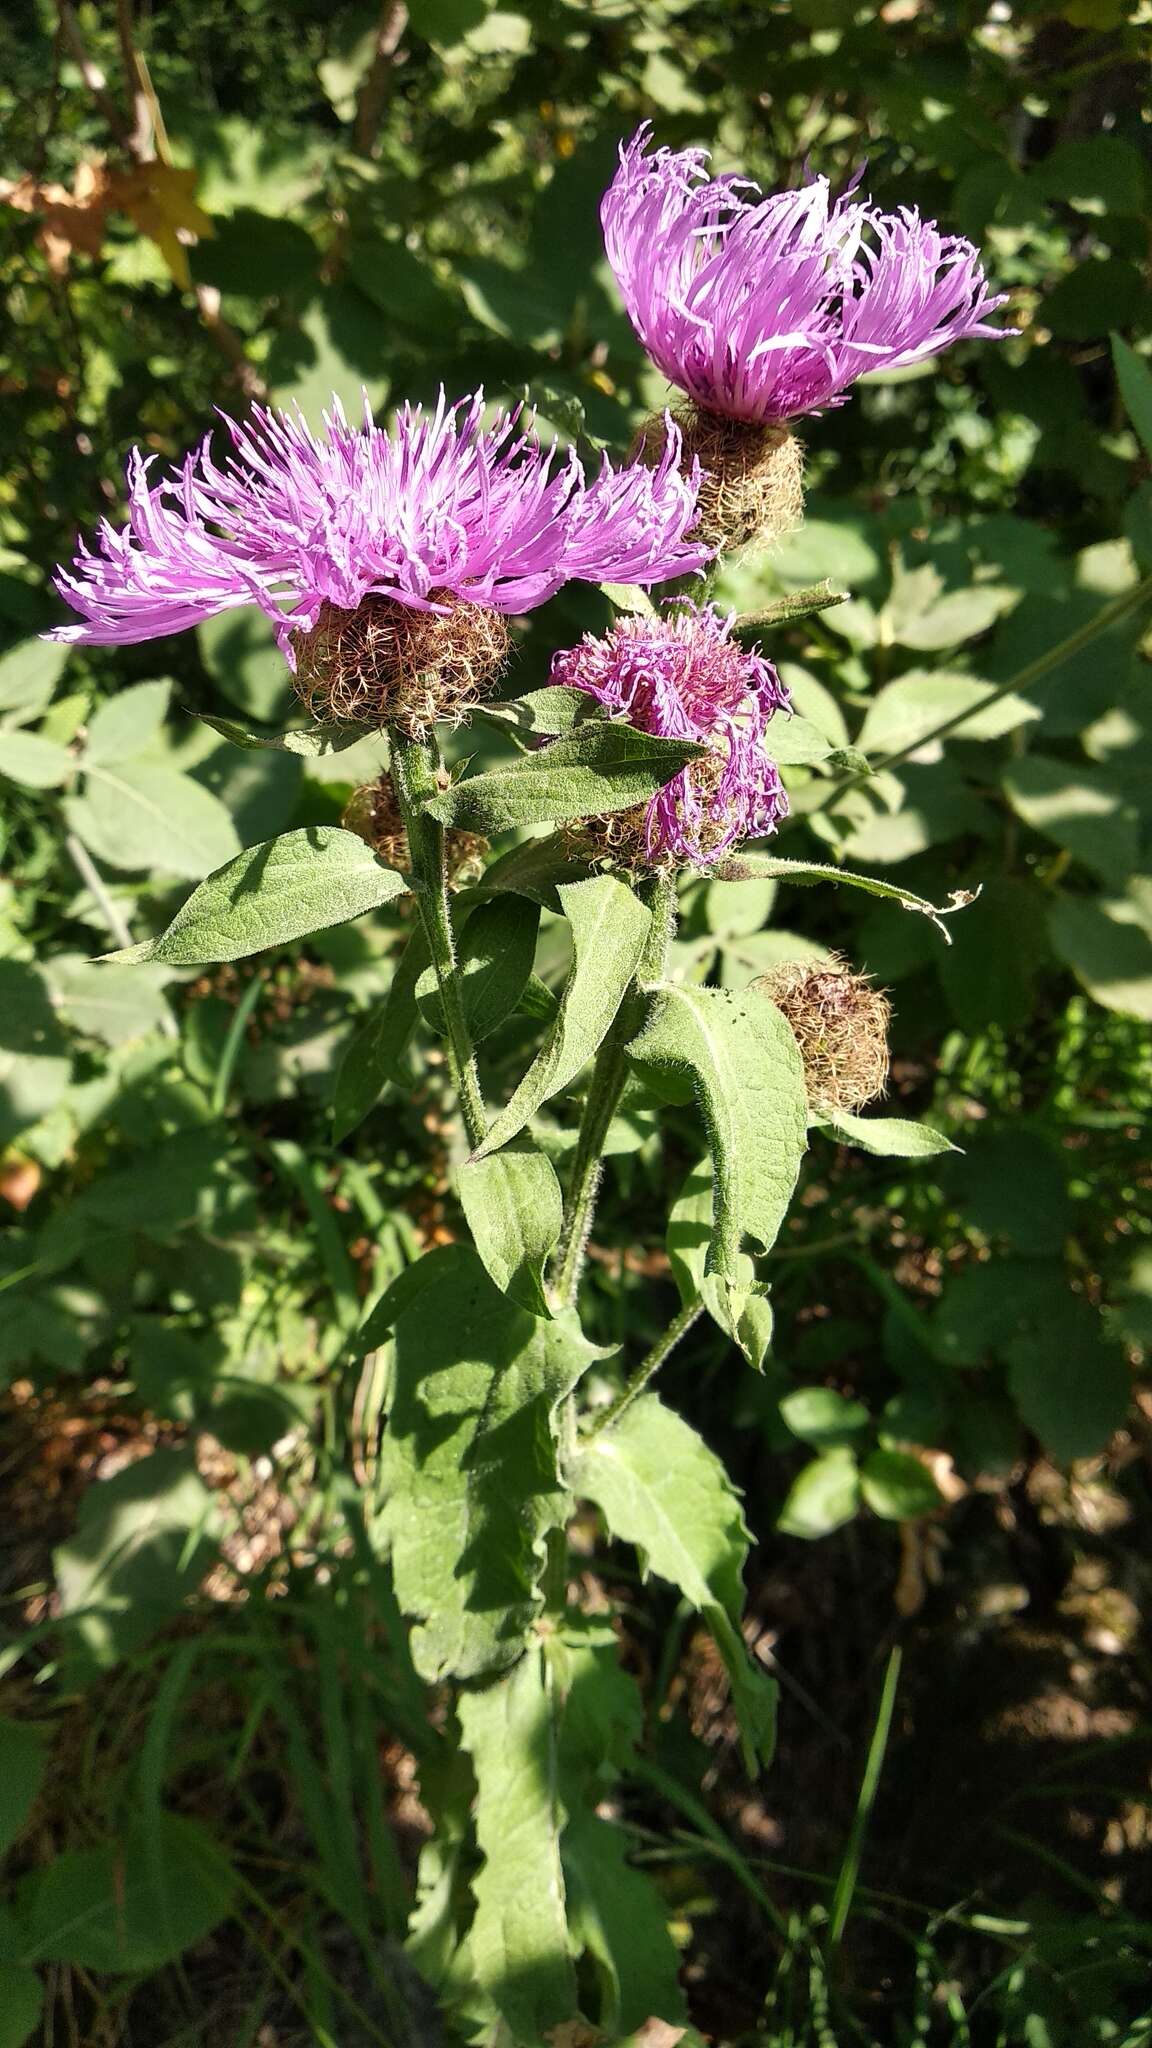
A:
590,1298,704,1436
390,734,487,1150
552,869,678,1309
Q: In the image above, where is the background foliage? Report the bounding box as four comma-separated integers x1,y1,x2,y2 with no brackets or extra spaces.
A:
1,1,1150,2043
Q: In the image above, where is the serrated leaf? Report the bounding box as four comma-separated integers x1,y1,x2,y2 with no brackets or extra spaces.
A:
857,670,1039,755
666,1157,773,1369
0,729,74,788
777,1447,861,1539
376,1244,603,1679
103,827,408,966
628,984,807,1280
562,1810,686,2036
817,1113,958,1158
418,895,540,1042
84,679,171,764
66,759,241,879
426,723,705,835
710,852,972,940
474,876,650,1159
457,1647,577,2042
194,709,374,758
458,1142,563,1317
472,686,606,738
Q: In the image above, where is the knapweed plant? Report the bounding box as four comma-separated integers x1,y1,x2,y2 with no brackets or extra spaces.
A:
49,129,1009,2045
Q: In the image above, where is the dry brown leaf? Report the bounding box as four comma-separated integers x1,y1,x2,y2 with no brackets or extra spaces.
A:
105,161,213,289
0,1155,43,1212
0,160,110,274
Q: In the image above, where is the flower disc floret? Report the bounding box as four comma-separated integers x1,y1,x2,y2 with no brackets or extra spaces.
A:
602,126,1012,425
47,390,711,665
551,602,790,867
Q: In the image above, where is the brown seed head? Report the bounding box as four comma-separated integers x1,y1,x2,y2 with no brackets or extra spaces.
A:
754,954,891,1116
562,749,731,874
292,593,510,740
341,773,488,885
633,405,805,556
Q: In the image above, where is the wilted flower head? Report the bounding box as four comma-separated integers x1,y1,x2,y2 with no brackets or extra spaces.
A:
551,601,789,867
48,390,711,734
602,125,1012,426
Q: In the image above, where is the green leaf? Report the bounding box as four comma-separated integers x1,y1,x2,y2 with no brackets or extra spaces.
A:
1005,1300,1130,1464
471,830,592,910
426,723,705,835
1112,334,1152,461
1003,756,1139,887
17,1813,233,1972
666,1157,773,1369
45,955,172,1045
197,607,293,722
53,1448,220,1679
0,730,73,789
1048,890,1152,1020
780,1387,870,1449
760,713,839,767
103,827,409,966
711,852,972,941
936,875,1051,1032
472,685,606,738
417,895,540,1043
777,1447,861,1539
376,1244,603,1679
473,876,650,1159
817,1113,958,1158
194,710,373,758
0,638,67,722
601,581,656,615
457,1647,577,2042
857,670,1039,755
0,1965,42,2048
84,680,171,764
572,1395,774,1770
628,984,807,1281
0,959,71,1147
458,1142,563,1317
562,1811,686,2036
0,1719,50,1857
65,760,242,879
860,1449,943,1521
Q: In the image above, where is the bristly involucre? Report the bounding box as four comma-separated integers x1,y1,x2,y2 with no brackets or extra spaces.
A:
550,601,790,867
602,125,1013,425
46,390,712,656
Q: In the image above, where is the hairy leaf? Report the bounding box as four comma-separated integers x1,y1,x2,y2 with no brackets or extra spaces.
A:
194,710,374,756
710,852,975,941
418,894,540,1042
376,1244,603,1679
473,876,650,1159
471,830,593,910
471,685,606,737
667,1157,773,1369
458,1141,563,1316
629,984,807,1280
102,827,408,966
425,722,705,835
817,1112,958,1157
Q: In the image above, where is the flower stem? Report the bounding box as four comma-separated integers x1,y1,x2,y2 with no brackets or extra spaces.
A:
589,1298,704,1436
552,869,678,1309
390,733,487,1151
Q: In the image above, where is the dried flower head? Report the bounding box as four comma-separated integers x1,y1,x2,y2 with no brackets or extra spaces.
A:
47,390,711,731
295,595,510,738
603,126,1012,427
633,409,805,556
754,955,891,1115
550,601,789,868
342,773,487,884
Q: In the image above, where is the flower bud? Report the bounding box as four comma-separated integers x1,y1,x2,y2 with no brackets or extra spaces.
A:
754,955,890,1115
633,406,805,556
342,774,488,885
292,594,510,740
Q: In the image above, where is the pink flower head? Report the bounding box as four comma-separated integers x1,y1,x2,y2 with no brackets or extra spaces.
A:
551,601,790,865
47,390,711,656
602,126,1013,424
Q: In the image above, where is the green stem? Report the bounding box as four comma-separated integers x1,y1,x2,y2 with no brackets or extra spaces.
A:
390,734,487,1151
589,1298,704,1436
552,869,678,1309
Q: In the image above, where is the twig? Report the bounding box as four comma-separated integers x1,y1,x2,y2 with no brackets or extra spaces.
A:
114,0,152,159
588,1298,704,1437
353,0,409,159
57,1,129,142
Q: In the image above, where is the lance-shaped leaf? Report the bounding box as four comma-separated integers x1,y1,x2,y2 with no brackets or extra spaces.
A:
417,895,540,1043
375,1244,603,1680
628,983,807,1282
193,710,374,758
817,1112,958,1158
473,876,650,1160
571,1395,776,1771
667,1157,773,1370
425,722,705,836
471,685,606,738
457,1647,577,2042
102,827,408,966
470,830,593,911
709,852,976,941
459,1141,564,1318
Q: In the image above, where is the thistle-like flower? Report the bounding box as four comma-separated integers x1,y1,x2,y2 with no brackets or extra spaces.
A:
604,127,1011,552
48,391,711,736
551,601,789,867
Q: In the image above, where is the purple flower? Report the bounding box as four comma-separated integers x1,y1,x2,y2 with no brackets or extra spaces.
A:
551,601,790,865
48,390,711,656
602,126,1012,424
